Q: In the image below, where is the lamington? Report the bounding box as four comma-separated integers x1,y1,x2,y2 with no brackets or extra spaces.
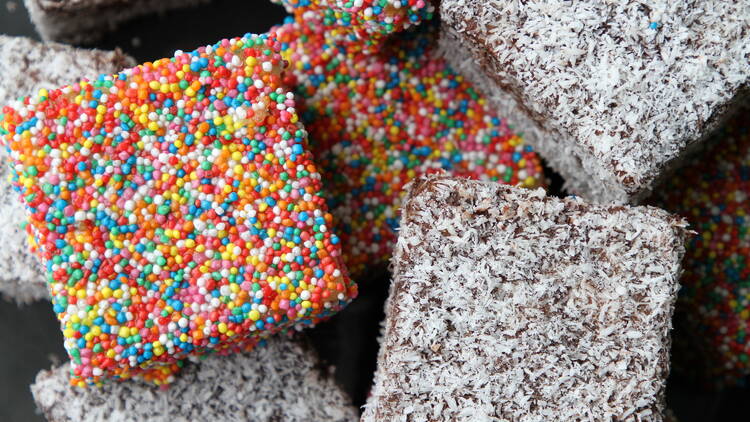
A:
363,175,689,421
24,0,210,44
0,35,134,304
440,0,750,204
31,337,359,422
650,107,750,387
0,33,357,385
270,16,544,275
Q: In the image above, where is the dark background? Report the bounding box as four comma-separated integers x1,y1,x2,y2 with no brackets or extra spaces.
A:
0,0,745,420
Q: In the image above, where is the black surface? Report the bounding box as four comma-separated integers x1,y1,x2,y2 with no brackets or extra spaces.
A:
0,1,747,421
0,301,66,422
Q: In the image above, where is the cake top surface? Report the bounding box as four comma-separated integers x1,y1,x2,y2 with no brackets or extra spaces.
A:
441,0,750,194
363,175,688,421
0,33,357,386
0,36,133,304
0,35,134,108
32,337,359,422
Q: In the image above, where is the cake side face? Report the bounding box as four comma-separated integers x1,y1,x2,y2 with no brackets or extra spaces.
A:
31,337,359,422
270,0,434,37
438,28,630,203
441,0,750,202
24,0,210,43
363,175,688,421
438,25,629,203
1,34,357,385
0,35,135,304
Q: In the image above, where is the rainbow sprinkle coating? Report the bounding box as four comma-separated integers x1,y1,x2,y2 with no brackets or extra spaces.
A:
0,33,357,386
651,109,750,387
272,17,545,274
272,0,433,37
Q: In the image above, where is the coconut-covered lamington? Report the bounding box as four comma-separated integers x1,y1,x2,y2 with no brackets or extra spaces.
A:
0,33,357,386
0,35,134,304
24,0,209,44
440,0,750,204
31,337,358,422
363,175,689,421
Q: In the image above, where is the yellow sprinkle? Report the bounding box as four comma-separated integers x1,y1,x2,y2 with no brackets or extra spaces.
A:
248,310,260,321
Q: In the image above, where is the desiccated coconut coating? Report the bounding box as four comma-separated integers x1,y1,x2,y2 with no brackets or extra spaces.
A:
440,0,750,204
0,35,135,304
1,33,357,386
363,175,689,421
650,108,750,388
24,0,210,44
271,16,544,275
31,337,359,422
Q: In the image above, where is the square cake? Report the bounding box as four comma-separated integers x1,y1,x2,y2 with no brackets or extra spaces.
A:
363,175,689,421
0,33,357,385
649,107,750,387
24,0,209,44
0,35,135,304
32,337,359,422
440,0,750,203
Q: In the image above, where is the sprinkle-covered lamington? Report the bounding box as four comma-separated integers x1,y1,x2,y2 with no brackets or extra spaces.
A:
0,35,135,304
363,175,688,421
24,0,209,44
271,0,433,38
31,337,359,422
271,16,544,275
650,108,750,388
440,0,750,204
0,33,357,386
